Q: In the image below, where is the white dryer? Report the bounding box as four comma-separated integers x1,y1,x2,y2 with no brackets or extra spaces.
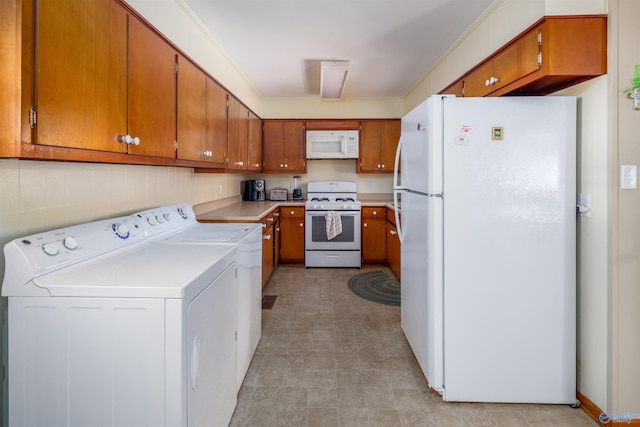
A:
132,204,262,391
2,214,238,427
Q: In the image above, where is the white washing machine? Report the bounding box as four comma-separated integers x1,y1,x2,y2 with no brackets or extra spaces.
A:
2,214,239,427
132,204,262,390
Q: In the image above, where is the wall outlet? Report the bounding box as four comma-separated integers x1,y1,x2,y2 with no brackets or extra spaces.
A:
621,165,638,189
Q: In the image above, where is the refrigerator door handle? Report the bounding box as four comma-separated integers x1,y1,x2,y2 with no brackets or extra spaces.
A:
393,136,403,190
393,190,405,244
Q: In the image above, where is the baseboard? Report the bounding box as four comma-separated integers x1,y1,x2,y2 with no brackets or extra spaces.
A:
577,390,640,426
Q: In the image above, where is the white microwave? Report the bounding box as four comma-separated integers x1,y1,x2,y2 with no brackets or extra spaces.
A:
306,130,359,159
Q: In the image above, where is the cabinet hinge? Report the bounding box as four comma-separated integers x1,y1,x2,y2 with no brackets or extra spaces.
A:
174,140,178,151
175,63,179,74
537,30,542,45
538,52,542,67
29,106,37,128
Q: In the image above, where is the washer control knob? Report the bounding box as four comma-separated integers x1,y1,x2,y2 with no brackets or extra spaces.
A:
156,215,164,223
147,216,157,226
42,243,60,256
163,213,171,221
112,223,130,239
63,237,79,250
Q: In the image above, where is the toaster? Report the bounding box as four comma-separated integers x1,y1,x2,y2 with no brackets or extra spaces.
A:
270,188,288,201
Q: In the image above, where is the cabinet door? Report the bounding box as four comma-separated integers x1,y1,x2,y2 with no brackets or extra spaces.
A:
36,0,127,152
177,56,206,161
358,121,382,172
262,121,284,172
362,217,387,263
205,78,228,165
380,121,400,171
279,208,305,262
491,29,540,93
262,225,274,287
247,112,262,171
127,15,177,158
227,97,248,171
463,61,495,97
387,220,401,280
282,121,306,172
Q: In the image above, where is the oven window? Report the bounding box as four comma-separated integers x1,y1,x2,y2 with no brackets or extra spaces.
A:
310,215,355,243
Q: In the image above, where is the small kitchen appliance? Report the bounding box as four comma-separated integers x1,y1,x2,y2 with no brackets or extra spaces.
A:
292,175,303,201
269,188,288,201
242,179,265,201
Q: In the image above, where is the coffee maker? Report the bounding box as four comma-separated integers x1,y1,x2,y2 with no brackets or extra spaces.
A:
242,179,266,201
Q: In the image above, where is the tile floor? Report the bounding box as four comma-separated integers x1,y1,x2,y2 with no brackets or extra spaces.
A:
229,266,596,427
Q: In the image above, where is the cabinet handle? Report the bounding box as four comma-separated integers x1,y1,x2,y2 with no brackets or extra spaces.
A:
381,164,385,168
235,161,244,166
299,222,303,227
290,210,295,215
274,212,280,216
390,230,397,235
284,164,288,168
373,211,377,215
377,164,381,168
280,163,284,167
252,163,260,168
263,235,271,240
363,223,368,227
117,134,140,145
262,223,267,229
267,217,274,222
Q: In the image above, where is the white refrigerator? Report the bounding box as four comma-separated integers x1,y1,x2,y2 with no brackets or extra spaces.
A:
394,94,576,404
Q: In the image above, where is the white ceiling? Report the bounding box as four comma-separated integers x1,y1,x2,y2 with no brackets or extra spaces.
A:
183,0,495,99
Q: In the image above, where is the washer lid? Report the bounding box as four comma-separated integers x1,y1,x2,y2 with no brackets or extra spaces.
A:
156,223,261,245
31,244,237,299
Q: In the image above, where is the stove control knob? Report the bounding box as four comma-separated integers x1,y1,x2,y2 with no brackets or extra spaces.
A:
113,223,130,239
63,237,79,250
42,243,60,256
156,215,164,223
147,216,157,226
163,213,171,221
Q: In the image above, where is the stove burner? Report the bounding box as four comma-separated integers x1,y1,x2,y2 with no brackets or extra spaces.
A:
310,197,330,202
335,198,355,202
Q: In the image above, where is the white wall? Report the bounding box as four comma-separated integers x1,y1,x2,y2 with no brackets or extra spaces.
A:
555,76,609,410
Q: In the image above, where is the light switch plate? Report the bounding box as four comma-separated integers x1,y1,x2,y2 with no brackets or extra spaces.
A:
621,165,638,189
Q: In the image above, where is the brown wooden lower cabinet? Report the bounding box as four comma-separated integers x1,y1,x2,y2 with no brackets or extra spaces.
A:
279,206,305,263
386,208,401,281
361,207,387,263
261,210,279,287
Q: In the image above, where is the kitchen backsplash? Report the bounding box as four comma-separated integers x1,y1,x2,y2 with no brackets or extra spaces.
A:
247,159,393,195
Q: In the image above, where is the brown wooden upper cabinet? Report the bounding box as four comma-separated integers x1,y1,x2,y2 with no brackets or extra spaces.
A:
262,120,306,173
126,15,177,158
176,56,228,166
358,120,401,173
226,96,249,171
205,78,230,166
32,0,177,158
441,15,607,97
177,55,206,162
247,111,263,171
34,0,128,153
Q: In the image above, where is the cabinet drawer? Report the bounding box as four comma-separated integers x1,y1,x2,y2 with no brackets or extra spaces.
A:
362,207,385,218
280,206,305,218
